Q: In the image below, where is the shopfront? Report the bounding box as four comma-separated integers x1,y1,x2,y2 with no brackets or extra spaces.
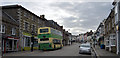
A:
2,36,19,53
22,32,38,51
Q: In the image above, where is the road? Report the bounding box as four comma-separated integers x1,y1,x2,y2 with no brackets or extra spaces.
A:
4,43,92,56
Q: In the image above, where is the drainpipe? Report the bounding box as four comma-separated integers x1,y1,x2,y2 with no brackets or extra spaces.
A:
118,21,120,55
117,2,120,55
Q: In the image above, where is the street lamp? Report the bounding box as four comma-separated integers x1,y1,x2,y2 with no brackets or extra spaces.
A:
31,31,34,52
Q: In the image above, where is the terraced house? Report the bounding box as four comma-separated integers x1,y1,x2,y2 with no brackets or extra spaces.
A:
104,7,117,53
2,5,46,51
1,9,19,53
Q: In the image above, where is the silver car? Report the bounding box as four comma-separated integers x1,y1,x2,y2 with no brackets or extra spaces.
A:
79,43,91,54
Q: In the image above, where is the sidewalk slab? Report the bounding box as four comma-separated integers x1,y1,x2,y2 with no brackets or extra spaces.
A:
93,45,117,56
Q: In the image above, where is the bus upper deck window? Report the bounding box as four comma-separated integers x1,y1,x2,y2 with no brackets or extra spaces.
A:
40,28,48,33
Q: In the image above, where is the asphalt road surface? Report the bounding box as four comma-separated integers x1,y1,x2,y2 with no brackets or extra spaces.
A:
4,43,92,56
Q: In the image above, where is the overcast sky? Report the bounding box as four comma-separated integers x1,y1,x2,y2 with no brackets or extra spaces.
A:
1,0,114,35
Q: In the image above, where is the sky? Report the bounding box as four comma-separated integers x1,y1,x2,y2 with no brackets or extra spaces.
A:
1,0,114,35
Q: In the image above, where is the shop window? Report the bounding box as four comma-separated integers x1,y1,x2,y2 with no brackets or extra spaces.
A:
25,37,30,47
34,39,38,47
0,25,5,33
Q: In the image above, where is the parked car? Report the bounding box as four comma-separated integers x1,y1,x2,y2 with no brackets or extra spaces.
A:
79,43,91,54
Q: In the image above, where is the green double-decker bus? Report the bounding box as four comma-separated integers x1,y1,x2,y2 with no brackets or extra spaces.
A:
38,27,63,50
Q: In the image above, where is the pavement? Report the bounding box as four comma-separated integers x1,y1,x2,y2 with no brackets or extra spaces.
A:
92,45,118,56
3,43,91,56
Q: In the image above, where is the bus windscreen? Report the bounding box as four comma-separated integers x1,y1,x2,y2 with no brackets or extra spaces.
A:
40,28,48,33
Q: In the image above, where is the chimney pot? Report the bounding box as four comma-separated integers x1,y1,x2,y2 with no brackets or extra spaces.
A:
40,15,45,19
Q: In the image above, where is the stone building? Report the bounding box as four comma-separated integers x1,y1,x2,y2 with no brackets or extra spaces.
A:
96,22,105,46
112,0,120,54
1,10,19,53
2,5,46,51
104,7,117,53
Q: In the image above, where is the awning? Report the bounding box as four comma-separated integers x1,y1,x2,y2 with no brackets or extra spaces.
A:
7,36,19,40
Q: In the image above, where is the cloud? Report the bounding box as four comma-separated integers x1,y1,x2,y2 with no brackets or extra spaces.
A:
2,0,114,2
1,1,113,35
50,2,113,35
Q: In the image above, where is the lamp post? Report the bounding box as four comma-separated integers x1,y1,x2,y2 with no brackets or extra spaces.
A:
31,31,34,52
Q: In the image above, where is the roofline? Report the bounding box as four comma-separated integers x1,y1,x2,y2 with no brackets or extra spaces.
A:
1,4,47,21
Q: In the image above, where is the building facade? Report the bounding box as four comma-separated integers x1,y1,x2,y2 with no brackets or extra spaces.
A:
112,0,120,54
1,10,19,53
96,22,105,46
104,7,117,53
2,5,46,51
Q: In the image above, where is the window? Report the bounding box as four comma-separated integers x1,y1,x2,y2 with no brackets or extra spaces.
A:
51,28,62,36
106,41,109,47
25,22,28,31
32,25,35,32
40,38,49,41
112,18,114,27
25,37,30,47
40,28,48,33
53,39,61,44
110,34,116,46
24,11,29,18
115,13,118,24
12,28,16,35
32,16,35,20
111,39,116,46
109,22,111,31
34,39,38,47
115,3,118,14
38,19,42,24
0,25,5,33
106,25,108,32
24,12,27,17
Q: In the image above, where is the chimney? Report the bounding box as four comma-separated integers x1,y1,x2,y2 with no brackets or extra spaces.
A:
40,15,45,19
60,26,63,29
